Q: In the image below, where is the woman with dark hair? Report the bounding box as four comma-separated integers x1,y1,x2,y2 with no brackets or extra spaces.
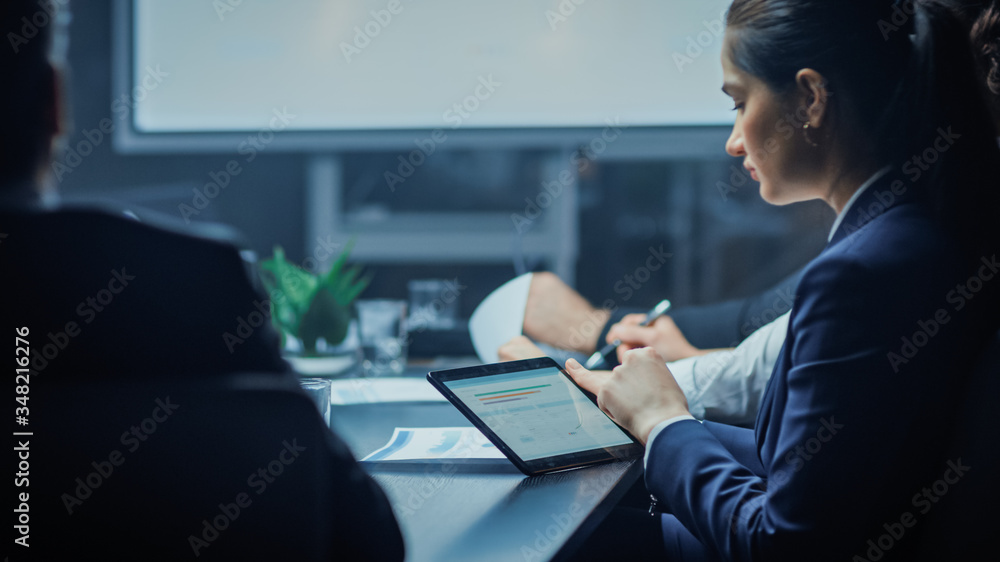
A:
973,4,1000,107
567,1,1000,560
951,0,1000,127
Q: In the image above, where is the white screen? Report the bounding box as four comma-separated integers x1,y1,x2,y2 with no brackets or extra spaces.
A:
133,0,734,132
445,368,633,461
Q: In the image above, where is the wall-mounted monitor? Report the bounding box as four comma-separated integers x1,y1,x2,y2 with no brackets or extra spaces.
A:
113,0,734,155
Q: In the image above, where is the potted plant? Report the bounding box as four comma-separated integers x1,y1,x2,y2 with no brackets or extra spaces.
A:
258,241,370,360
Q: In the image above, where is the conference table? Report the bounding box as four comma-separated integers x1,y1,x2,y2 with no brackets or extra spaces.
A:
327,360,644,562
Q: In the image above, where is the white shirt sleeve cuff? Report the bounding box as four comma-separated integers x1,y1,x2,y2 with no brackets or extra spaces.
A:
665,357,706,420
643,414,697,469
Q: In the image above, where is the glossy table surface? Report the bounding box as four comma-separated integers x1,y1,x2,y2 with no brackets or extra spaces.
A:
328,365,642,562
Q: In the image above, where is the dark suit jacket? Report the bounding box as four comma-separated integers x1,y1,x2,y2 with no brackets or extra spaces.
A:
644,176,999,561
1,202,288,379
2,201,404,561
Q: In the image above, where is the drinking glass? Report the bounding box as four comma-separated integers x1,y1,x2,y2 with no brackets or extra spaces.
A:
299,378,331,425
356,299,408,376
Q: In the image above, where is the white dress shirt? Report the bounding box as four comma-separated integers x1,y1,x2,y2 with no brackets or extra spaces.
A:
667,311,790,426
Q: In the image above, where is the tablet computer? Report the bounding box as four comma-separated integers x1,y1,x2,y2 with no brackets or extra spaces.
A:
427,357,642,475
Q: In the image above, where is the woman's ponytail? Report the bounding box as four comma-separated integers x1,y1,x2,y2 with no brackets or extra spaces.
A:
970,2,1000,119
898,1,1000,249
726,0,1000,248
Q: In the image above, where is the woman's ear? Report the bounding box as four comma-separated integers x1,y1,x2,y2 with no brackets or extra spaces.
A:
795,68,830,128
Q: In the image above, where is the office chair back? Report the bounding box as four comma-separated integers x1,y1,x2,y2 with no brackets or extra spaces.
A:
917,329,1000,559
31,374,334,561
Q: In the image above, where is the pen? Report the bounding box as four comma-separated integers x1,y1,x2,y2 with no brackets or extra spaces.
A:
583,299,672,369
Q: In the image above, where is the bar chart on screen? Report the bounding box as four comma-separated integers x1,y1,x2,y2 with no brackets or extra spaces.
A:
445,369,632,461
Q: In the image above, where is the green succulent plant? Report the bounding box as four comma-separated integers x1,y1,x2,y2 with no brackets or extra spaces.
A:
258,241,371,356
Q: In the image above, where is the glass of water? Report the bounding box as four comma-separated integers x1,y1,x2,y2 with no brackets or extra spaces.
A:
299,378,331,426
407,279,459,331
356,299,408,376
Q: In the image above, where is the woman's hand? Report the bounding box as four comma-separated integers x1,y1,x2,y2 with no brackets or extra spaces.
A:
606,314,701,363
565,349,690,445
562,360,612,396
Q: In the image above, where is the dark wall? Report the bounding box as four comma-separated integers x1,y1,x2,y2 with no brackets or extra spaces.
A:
56,1,832,313
57,1,306,256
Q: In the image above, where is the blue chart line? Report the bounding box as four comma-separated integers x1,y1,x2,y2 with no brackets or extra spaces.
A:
428,430,462,455
508,405,535,413
536,399,575,409
365,430,414,461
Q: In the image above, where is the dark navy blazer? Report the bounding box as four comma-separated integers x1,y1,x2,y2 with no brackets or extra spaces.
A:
0,201,405,561
644,174,999,561
0,202,290,379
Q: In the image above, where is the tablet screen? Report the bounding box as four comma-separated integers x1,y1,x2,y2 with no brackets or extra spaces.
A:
442,366,634,461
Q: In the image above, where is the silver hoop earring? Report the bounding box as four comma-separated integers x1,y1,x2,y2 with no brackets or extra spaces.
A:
803,123,819,147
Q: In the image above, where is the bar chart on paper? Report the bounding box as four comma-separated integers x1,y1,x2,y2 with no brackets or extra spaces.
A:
445,368,633,460
362,427,505,462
